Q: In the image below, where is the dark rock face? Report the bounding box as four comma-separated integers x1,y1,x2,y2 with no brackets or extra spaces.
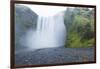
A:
15,5,38,51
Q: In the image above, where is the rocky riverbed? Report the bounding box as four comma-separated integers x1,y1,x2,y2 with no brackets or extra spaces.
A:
15,47,95,66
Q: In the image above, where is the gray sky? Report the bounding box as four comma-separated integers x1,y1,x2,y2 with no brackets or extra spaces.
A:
18,4,67,17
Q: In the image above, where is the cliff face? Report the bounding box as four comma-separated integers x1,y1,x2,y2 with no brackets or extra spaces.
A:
15,5,38,50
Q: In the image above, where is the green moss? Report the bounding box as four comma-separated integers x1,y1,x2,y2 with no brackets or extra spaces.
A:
65,32,82,48
64,8,95,48
82,38,94,47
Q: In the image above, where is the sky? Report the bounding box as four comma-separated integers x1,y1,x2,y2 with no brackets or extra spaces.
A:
16,4,93,17
18,4,67,17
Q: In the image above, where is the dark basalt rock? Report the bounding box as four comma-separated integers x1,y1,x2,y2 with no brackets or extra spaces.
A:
15,5,38,51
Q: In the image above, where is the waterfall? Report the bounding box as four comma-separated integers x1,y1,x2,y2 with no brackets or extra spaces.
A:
25,13,66,49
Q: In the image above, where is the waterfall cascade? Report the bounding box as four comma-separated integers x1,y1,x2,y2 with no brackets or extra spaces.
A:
26,13,66,49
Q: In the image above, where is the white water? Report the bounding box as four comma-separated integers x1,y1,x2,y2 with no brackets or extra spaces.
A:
24,12,66,49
